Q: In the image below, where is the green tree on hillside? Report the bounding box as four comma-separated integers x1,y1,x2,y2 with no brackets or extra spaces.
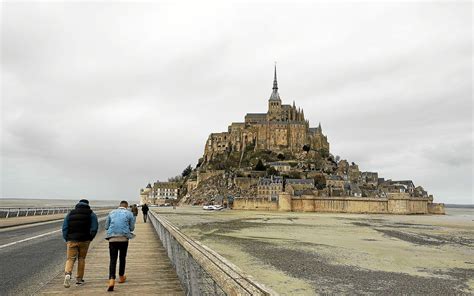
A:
255,159,266,171
182,165,193,177
266,166,279,176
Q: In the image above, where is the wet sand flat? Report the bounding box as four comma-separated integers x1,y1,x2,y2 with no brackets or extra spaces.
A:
155,206,474,295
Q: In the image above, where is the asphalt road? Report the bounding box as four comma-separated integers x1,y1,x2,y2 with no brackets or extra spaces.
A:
0,215,107,296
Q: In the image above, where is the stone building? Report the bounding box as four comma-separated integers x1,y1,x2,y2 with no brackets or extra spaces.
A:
348,163,361,183
345,182,363,197
203,66,329,162
257,176,283,201
361,172,378,187
285,179,315,188
139,183,153,205
336,160,349,177
154,182,180,199
393,180,415,194
267,161,291,172
325,175,345,189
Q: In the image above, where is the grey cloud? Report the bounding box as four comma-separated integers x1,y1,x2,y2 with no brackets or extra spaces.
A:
1,1,472,204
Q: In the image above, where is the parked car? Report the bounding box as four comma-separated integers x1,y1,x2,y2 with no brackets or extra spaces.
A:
203,205,224,211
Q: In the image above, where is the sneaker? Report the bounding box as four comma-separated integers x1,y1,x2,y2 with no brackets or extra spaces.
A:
63,274,71,288
76,279,85,286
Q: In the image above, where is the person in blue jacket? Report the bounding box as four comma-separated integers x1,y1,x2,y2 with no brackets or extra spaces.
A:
105,200,135,291
61,199,98,288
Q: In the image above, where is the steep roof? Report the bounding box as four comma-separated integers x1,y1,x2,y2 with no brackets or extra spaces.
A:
258,176,283,185
286,179,314,185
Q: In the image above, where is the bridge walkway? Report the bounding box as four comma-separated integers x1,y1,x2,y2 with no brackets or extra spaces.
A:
39,212,184,295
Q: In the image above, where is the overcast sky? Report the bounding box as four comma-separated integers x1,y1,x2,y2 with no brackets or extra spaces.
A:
1,1,472,204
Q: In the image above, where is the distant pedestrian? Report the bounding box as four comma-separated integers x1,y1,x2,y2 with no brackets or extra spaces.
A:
131,204,138,217
62,199,99,288
141,203,149,223
106,200,135,292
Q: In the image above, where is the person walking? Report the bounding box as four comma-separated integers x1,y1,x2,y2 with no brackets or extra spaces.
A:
106,200,135,292
131,204,138,217
141,203,149,223
62,199,99,288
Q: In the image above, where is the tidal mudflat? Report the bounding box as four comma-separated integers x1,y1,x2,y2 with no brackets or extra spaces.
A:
156,206,473,295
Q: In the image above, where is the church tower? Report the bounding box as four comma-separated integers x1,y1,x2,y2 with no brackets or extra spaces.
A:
268,65,282,121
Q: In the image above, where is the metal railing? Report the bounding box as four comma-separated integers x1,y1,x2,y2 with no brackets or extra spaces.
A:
0,207,72,218
148,210,277,296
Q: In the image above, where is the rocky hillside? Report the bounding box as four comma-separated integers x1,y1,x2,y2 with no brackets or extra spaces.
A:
179,173,257,205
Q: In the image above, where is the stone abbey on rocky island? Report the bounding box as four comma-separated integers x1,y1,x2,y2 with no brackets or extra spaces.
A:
140,66,445,215
204,66,329,163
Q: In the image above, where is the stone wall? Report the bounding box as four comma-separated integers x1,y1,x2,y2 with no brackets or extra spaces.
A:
232,193,445,215
234,177,258,190
291,196,389,213
233,197,278,211
197,170,225,185
428,203,446,214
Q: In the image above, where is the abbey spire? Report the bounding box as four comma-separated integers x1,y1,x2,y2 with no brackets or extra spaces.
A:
273,64,278,90
269,64,281,101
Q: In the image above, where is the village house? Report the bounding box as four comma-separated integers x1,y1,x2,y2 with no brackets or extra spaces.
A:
345,182,363,197
361,172,378,187
267,161,291,172
284,179,315,196
348,163,361,183
325,175,345,189
257,176,283,201
285,179,315,187
393,180,415,194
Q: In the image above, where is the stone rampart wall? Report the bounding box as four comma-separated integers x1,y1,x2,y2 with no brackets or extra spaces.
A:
233,197,278,211
233,195,445,215
428,203,446,214
292,197,388,213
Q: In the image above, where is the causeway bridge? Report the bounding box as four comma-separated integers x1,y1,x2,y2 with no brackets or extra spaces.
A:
0,208,274,296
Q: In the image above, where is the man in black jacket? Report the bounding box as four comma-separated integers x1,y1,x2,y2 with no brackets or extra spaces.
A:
62,199,98,288
141,203,149,223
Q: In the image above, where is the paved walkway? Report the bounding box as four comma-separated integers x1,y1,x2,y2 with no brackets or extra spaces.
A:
39,213,184,295
0,213,66,228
